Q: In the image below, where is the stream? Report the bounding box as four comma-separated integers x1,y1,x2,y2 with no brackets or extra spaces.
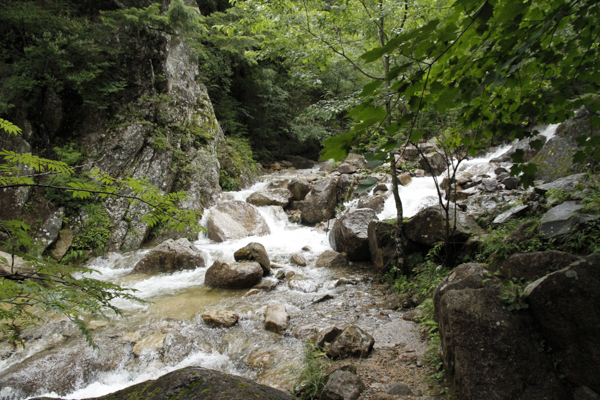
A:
0,126,557,400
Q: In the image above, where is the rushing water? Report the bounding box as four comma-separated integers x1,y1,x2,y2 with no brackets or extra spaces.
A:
0,128,557,400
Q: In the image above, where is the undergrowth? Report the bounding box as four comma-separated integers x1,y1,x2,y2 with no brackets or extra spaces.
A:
293,341,330,399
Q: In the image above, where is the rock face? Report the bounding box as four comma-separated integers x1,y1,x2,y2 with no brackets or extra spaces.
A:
329,209,378,261
206,201,270,242
292,178,338,225
321,370,366,400
524,255,600,394
31,366,293,400
404,205,483,247
326,325,375,359
204,260,263,289
315,250,348,269
492,251,581,281
132,238,206,274
246,188,293,207
434,264,567,400
234,242,271,275
264,303,289,333
368,220,398,275
201,310,239,328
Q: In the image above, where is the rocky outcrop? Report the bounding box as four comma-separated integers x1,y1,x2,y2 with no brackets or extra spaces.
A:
204,260,263,289
315,250,348,269
246,188,293,207
524,255,600,394
132,238,206,274
329,209,378,261
31,366,294,400
201,310,239,328
291,178,338,225
206,201,270,242
326,325,374,359
234,242,271,275
404,205,484,247
264,303,289,334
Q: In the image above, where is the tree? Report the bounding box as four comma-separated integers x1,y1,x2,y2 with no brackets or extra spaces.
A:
0,118,202,346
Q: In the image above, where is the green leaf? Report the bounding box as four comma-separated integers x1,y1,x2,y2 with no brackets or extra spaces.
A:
354,177,378,194
360,80,383,97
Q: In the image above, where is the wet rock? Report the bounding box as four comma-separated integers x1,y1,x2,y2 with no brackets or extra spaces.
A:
482,178,498,192
338,163,357,174
288,179,311,201
404,205,484,247
234,242,271,275
51,229,73,261
267,179,290,189
313,294,335,304
243,288,261,297
132,238,206,274
330,209,379,261
524,255,600,393
373,319,421,349
368,220,398,275
288,277,320,293
534,173,587,194
285,270,296,279
204,260,263,289
402,309,423,322
246,188,293,207
35,208,64,252
264,303,289,334
201,310,239,328
315,250,348,269
254,279,279,292
537,201,594,239
436,272,567,400
132,333,167,356
34,366,294,400
358,195,385,213
336,174,355,203
491,135,547,163
321,370,365,400
387,383,415,396
492,204,529,224
206,201,270,242
398,172,412,186
374,183,388,191
502,176,521,190
275,270,285,279
326,325,374,359
290,253,307,266
313,326,343,347
291,178,338,225
284,155,316,169
419,152,447,176
492,251,581,281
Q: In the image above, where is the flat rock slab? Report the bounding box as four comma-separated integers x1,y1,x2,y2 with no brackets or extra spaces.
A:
372,319,421,350
493,205,529,225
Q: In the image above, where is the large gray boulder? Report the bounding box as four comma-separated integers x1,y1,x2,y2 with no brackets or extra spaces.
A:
291,178,338,225
534,173,587,195
132,238,206,274
537,201,595,239
404,205,484,247
246,188,293,207
204,260,263,289
31,366,294,400
288,179,311,201
234,242,271,275
329,209,378,261
206,201,270,242
524,254,600,394
492,251,581,281
35,208,64,253
326,325,374,359
435,264,567,400
315,250,348,269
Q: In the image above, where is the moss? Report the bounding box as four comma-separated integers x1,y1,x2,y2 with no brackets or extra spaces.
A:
166,379,204,399
70,203,113,254
201,387,212,394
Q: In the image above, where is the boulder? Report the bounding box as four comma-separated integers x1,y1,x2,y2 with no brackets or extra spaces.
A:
492,251,581,281
51,229,74,261
204,260,263,289
534,173,587,194
368,220,398,275
338,163,356,174
31,366,294,400
267,179,290,189
234,242,271,275
264,303,289,334
253,279,278,292
387,383,414,396
35,208,64,252
538,201,595,239
404,205,484,247
490,135,547,163
133,333,167,356
284,155,316,169
201,310,239,328
246,188,293,207
291,178,338,225
329,209,378,261
435,266,567,400
321,370,366,400
492,205,529,225
482,178,498,192
398,172,412,186
502,176,521,190
326,325,374,359
315,250,348,269
336,174,355,203
206,201,270,242
312,326,343,347
288,277,320,293
524,255,600,393
288,179,311,201
0,250,36,276
357,195,385,213
419,152,447,176
290,253,307,266
132,238,206,274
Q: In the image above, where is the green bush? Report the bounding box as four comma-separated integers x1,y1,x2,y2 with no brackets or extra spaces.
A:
71,204,113,254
